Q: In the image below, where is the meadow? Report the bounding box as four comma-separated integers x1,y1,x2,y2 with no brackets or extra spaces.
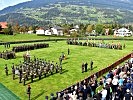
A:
0,34,133,99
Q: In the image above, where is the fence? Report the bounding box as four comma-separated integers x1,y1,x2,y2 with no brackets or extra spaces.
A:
61,52,132,92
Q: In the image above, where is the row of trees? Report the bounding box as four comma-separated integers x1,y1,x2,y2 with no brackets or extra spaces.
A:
0,22,133,36
0,24,13,35
61,23,133,37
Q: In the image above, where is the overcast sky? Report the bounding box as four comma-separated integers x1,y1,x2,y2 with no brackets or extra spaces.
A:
0,0,31,10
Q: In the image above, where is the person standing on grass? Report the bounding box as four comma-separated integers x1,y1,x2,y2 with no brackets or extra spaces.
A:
12,65,15,80
85,62,88,72
90,60,93,70
27,84,31,100
59,65,62,74
68,48,70,55
59,56,62,65
82,63,85,73
5,64,8,76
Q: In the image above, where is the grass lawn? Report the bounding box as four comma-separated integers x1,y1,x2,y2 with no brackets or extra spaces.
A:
0,37,133,99
0,34,132,43
0,34,66,42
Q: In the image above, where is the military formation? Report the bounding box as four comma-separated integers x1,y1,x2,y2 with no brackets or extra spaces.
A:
0,50,16,60
12,43,49,52
67,39,123,50
5,57,62,86
4,42,11,49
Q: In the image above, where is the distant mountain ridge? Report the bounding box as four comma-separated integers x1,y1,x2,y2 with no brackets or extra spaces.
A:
0,0,133,25
0,0,133,14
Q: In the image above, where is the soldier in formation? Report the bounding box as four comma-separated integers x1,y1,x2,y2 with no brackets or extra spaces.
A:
8,58,61,85
12,43,49,52
12,63,15,80
4,42,10,49
67,39,123,50
0,50,16,60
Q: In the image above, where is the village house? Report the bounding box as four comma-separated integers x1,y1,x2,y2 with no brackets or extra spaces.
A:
114,27,133,37
36,26,64,36
36,28,45,35
51,26,64,36
69,29,78,34
0,22,8,30
69,25,79,34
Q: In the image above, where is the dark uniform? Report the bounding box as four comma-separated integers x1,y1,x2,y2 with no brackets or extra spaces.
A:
27,84,31,100
23,72,26,86
55,63,59,73
38,69,42,80
12,67,15,80
59,65,62,74
68,48,70,55
19,67,22,83
90,60,93,70
5,64,8,76
30,71,34,83
85,62,88,72
59,56,62,65
82,63,85,73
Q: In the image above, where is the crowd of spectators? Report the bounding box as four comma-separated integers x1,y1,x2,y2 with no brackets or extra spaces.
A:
45,58,133,100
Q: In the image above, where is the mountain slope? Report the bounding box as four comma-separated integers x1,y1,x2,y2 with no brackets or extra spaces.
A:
0,0,133,25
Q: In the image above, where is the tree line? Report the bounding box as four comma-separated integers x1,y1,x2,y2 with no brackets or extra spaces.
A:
0,23,133,36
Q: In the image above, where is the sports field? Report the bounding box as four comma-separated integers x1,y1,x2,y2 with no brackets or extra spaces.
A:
0,34,133,99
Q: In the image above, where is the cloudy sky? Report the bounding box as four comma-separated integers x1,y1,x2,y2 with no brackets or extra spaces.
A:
0,0,31,10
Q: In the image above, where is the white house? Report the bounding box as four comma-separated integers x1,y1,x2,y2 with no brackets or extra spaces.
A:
74,25,79,29
114,28,133,37
28,30,33,34
36,28,45,35
44,29,52,35
36,26,64,36
51,26,64,36
69,29,78,34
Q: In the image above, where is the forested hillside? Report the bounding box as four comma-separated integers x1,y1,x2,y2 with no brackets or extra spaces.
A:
0,0,133,26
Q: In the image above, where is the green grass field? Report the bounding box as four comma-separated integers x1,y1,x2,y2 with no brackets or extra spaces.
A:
0,34,66,42
0,34,133,99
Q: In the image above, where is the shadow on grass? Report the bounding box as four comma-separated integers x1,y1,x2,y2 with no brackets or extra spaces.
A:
62,61,68,65
61,69,68,74
31,90,46,100
87,66,97,71
25,69,68,85
65,57,70,60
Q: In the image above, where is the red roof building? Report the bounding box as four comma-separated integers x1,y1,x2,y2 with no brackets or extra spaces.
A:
0,22,8,29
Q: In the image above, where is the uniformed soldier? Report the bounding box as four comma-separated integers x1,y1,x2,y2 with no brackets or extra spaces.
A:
19,67,22,83
90,60,93,70
38,69,42,80
26,69,29,80
27,84,31,100
23,72,26,86
12,66,15,80
59,56,62,65
85,62,88,72
30,71,34,83
43,67,47,77
82,63,85,73
55,63,59,73
68,48,70,55
59,65,62,74
5,64,8,76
